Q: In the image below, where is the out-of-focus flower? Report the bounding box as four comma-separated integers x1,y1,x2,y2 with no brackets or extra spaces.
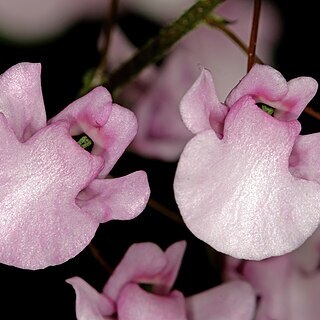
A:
173,64,320,261
0,62,150,270
108,0,282,161
0,0,107,42
224,226,320,320
67,241,256,320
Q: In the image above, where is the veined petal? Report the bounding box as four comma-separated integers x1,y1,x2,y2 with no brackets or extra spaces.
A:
0,62,46,141
174,97,320,260
117,283,187,320
186,281,255,320
76,171,150,223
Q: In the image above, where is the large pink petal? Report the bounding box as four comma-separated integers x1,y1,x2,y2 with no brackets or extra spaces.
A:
186,281,255,320
117,283,187,320
174,96,320,260
76,171,150,223
180,68,227,137
66,277,115,320
0,115,104,269
50,86,138,176
0,62,46,141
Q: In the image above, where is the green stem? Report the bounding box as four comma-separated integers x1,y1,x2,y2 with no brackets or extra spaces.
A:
82,0,224,95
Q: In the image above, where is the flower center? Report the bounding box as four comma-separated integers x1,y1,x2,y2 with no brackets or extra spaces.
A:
73,134,94,152
257,103,275,116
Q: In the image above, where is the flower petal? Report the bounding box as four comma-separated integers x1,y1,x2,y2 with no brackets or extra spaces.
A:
180,68,227,137
186,281,255,320
117,283,187,320
50,86,138,176
225,64,317,121
66,277,114,320
0,62,46,141
0,115,104,269
102,242,168,302
174,96,320,260
76,171,150,223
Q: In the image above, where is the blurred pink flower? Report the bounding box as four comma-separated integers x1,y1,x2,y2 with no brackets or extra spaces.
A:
0,62,150,270
108,0,282,161
224,226,320,320
67,241,255,320
0,0,107,42
174,64,320,260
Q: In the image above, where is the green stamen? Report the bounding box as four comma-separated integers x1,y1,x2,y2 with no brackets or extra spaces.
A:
257,103,275,116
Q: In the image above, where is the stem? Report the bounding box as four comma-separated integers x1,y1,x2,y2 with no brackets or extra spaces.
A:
304,106,320,120
148,198,184,225
247,0,261,72
206,15,263,64
89,243,113,274
102,0,225,95
90,0,120,89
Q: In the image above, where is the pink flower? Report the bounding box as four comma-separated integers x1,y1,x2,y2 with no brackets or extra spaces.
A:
0,0,107,42
174,64,320,260
108,0,282,161
224,226,320,320
0,62,150,270
67,241,255,320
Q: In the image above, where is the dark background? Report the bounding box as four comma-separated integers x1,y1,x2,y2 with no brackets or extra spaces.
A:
0,1,319,318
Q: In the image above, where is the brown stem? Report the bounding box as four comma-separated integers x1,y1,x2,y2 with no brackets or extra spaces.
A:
148,198,184,225
247,0,261,72
304,106,320,120
89,243,113,274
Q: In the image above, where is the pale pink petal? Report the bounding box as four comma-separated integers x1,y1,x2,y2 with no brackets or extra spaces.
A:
103,242,168,302
0,115,105,269
289,133,320,184
50,86,138,176
274,77,318,120
180,68,227,137
66,277,115,320
225,64,317,121
174,97,320,260
0,62,46,141
225,64,288,109
117,283,187,320
153,240,187,295
186,281,255,320
76,171,150,223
